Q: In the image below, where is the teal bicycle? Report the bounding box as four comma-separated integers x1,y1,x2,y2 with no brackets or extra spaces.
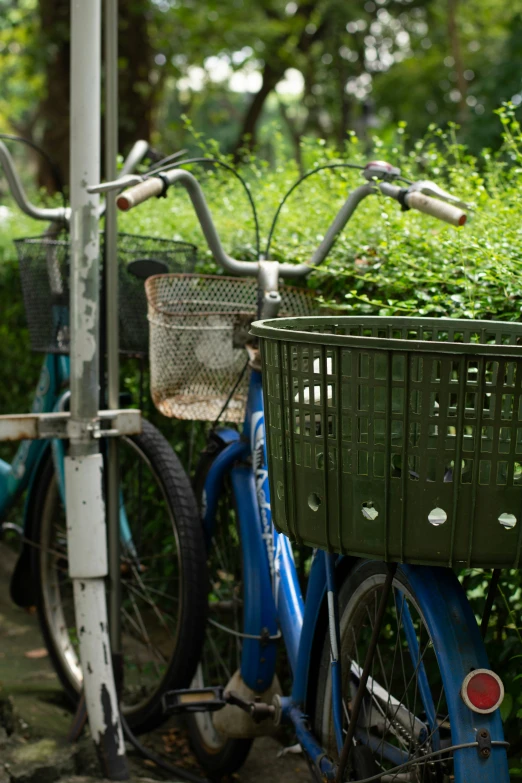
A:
0,139,208,732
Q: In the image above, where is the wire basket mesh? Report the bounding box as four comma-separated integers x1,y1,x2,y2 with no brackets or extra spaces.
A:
15,233,197,356
252,315,522,568
145,273,318,422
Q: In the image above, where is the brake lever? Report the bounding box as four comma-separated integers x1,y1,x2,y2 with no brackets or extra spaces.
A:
409,180,471,210
87,174,143,195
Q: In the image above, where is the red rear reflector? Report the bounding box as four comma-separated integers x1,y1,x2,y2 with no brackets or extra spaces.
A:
461,669,504,714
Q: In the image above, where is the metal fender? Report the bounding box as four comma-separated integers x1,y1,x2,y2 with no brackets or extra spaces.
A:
402,564,509,783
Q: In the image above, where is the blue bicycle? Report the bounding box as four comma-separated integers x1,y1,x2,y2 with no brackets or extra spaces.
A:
114,161,510,781
0,140,208,733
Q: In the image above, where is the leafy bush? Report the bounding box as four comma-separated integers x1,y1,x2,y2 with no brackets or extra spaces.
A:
1,111,522,769
113,111,522,327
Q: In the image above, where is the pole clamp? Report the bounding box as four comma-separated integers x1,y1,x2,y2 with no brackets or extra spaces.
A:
0,409,142,442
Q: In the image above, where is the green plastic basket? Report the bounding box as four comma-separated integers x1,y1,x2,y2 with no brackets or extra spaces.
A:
250,316,522,568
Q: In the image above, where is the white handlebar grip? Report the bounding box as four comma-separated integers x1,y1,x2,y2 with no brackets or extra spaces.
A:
406,191,467,227
117,177,163,211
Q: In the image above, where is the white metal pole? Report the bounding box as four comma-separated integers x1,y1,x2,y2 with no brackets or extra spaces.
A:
68,1,128,777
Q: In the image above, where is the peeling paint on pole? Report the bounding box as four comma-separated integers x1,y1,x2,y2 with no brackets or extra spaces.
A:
68,0,129,777
71,206,99,371
73,580,128,778
70,199,101,413
69,0,103,422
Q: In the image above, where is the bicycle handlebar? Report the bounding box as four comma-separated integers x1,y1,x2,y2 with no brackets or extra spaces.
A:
115,164,468,279
0,141,69,225
0,138,152,228
120,140,150,178
117,176,164,211
378,182,467,226
404,191,466,226
119,169,312,278
117,172,379,279
94,139,151,221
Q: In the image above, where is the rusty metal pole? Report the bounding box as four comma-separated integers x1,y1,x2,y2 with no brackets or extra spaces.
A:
67,1,128,777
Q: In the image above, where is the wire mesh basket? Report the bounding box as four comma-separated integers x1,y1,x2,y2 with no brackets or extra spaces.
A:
15,233,197,356
250,315,522,568
145,273,317,422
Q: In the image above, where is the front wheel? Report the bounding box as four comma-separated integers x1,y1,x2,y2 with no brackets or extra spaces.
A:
30,419,208,733
313,560,507,782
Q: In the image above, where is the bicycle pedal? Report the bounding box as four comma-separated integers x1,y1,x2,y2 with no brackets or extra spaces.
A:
162,686,226,715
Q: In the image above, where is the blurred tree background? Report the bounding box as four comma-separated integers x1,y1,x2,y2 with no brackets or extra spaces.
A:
0,0,521,188
3,0,522,772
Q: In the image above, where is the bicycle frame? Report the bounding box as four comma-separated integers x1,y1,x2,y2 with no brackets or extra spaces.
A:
200,366,509,781
0,134,154,558
0,351,135,564
0,353,69,521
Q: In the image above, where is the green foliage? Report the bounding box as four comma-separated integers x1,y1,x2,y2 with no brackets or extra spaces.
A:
114,110,522,331
0,0,42,134
0,208,42,413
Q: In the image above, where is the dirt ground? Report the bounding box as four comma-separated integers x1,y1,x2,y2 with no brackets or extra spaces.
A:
0,543,309,783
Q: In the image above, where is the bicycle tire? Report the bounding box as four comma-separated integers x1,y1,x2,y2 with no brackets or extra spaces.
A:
186,437,253,779
29,418,208,734
312,560,502,782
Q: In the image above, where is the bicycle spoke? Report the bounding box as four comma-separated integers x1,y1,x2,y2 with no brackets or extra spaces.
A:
206,626,234,682
417,709,450,755
124,580,177,631
394,593,414,758
125,551,180,564
387,590,409,750
123,596,166,673
359,583,437,774
378,635,432,757
128,562,174,635
349,625,370,750
125,579,179,605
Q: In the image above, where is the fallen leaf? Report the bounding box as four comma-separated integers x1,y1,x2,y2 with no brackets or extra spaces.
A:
24,648,48,659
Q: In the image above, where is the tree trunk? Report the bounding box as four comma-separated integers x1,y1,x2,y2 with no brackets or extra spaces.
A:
278,99,303,173
233,61,283,160
37,0,70,192
35,0,157,193
336,55,351,147
233,0,321,159
448,0,468,125
118,1,155,155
